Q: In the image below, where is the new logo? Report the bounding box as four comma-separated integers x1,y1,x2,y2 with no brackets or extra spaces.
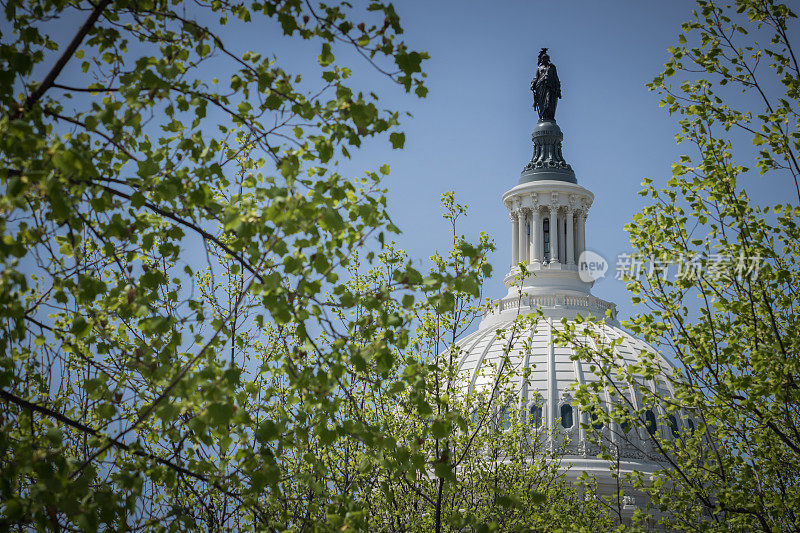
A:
578,250,608,282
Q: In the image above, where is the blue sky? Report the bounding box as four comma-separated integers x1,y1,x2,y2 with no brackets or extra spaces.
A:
29,1,793,328
335,1,701,321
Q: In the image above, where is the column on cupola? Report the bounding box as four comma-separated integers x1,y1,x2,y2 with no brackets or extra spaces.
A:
572,214,579,262
559,211,567,264
510,210,519,265
548,204,559,264
577,210,586,260
529,207,541,264
518,208,529,264
566,206,575,265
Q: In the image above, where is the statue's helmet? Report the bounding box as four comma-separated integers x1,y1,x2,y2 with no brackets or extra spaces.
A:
538,47,550,65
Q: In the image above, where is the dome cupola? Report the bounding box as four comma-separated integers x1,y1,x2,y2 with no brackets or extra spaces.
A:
482,53,614,328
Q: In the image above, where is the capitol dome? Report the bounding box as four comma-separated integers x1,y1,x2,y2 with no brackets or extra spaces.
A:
454,113,682,513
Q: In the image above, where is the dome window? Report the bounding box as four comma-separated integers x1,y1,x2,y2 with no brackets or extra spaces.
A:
529,404,543,429
686,417,695,434
645,409,657,435
560,404,574,429
500,406,512,430
590,408,604,431
620,413,632,434
470,410,480,426
668,414,680,438
543,217,551,259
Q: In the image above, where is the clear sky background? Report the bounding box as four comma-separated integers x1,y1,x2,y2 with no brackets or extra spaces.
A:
27,1,794,330
226,0,791,329
335,0,702,322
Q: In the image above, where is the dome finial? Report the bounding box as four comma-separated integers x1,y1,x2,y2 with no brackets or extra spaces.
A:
531,48,560,121
522,50,575,183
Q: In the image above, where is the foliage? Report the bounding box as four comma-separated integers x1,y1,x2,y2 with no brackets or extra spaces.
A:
0,2,607,528
556,0,800,530
0,0,432,529
341,195,611,532
188,191,610,531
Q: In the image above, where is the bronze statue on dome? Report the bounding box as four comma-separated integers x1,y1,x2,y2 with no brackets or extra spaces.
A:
531,48,561,121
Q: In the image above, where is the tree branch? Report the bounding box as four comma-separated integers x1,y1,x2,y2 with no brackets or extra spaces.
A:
16,0,112,117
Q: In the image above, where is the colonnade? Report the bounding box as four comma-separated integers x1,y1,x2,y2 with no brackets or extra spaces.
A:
510,206,586,267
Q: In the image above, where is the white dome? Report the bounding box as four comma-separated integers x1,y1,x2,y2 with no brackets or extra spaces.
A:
456,310,679,470
456,172,680,511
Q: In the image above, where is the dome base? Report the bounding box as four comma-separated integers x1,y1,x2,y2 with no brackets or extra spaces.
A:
479,290,618,329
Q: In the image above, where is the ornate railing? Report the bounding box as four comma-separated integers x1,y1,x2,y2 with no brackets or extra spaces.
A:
483,293,616,320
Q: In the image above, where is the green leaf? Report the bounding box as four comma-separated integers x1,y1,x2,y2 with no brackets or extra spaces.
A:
45,427,62,446
318,43,334,66
70,316,91,338
389,132,405,149
431,419,450,439
255,420,280,442
433,460,451,479
396,51,423,74
207,402,235,426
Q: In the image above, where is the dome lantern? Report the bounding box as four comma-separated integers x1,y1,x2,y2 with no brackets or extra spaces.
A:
485,53,614,329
